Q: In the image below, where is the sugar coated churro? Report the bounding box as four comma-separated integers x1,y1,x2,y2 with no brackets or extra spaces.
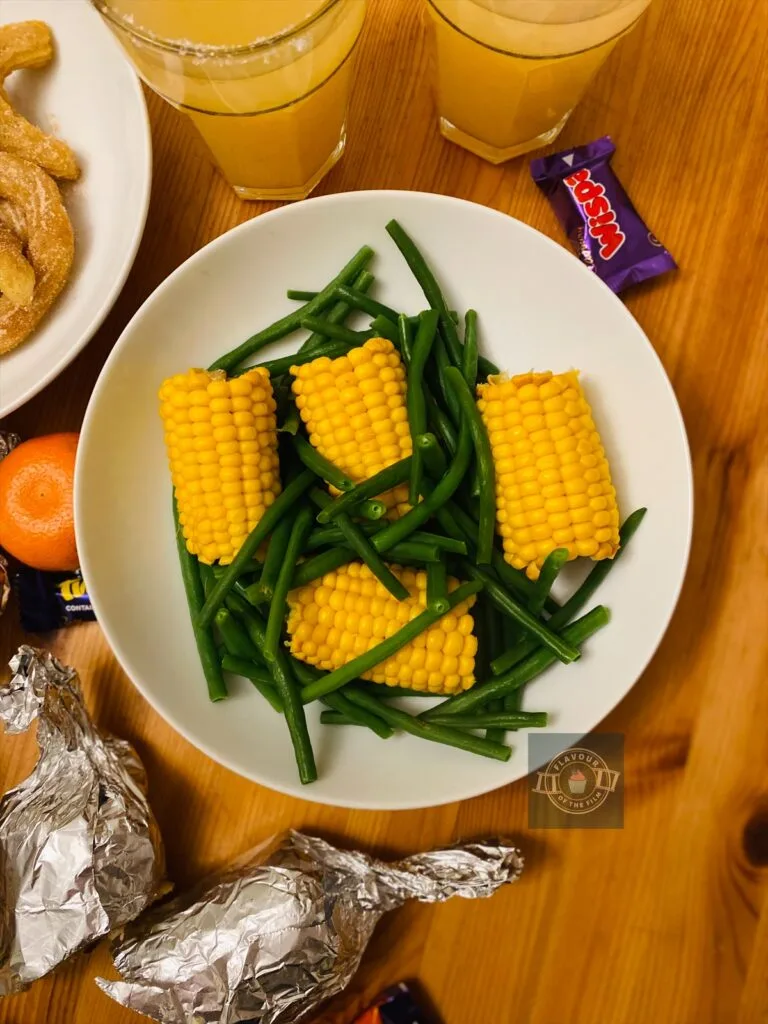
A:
0,152,73,354
0,21,79,180
0,21,53,79
0,223,34,305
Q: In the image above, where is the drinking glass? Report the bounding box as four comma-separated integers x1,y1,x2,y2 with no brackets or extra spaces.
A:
425,0,652,163
93,0,368,200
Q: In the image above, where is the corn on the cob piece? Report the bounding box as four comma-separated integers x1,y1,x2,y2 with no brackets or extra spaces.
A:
287,562,478,694
290,337,412,516
477,370,619,580
158,367,280,565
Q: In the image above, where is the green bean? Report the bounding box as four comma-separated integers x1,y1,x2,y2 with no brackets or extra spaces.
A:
220,654,283,713
320,710,357,725
423,606,609,721
264,506,314,661
277,403,300,436
407,310,440,504
501,685,524,721
491,548,559,611
429,499,470,547
446,367,495,564
309,489,408,600
255,342,349,379
321,694,393,739
369,314,399,344
357,499,388,521
356,682,441,698
364,422,473,552
198,562,216,597
445,499,555,611
215,606,260,662
462,309,479,385
297,539,441,577
291,547,354,587
425,386,458,455
462,563,579,664
333,284,400,324
299,316,372,347
479,600,505,743
225,594,316,783
477,354,499,380
385,220,463,366
530,548,569,616
308,497,386,525
297,435,470,587
388,541,441,563
416,431,447,480
344,687,511,762
426,559,449,614
306,521,377,550
210,246,373,372
290,425,475,585
428,711,548,729
409,529,466,554
287,289,318,301
433,332,461,424
292,434,355,492
298,270,374,354
173,498,227,702
397,312,413,363
196,470,316,628
305,523,465,556
316,457,412,523
300,581,483,701
250,515,293,604
490,508,646,677
289,657,393,738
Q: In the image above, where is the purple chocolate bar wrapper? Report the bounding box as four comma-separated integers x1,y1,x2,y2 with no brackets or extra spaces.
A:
531,136,676,293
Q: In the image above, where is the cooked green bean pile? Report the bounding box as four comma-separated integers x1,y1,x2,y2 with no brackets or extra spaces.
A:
170,219,645,784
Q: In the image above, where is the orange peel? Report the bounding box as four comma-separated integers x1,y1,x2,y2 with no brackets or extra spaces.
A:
0,223,34,306
0,153,73,355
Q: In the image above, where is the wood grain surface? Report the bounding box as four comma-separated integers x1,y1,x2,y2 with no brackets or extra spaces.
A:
1,0,767,1021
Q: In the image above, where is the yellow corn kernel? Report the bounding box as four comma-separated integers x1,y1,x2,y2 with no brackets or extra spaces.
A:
290,337,412,516
158,366,280,564
287,563,478,694
477,370,619,579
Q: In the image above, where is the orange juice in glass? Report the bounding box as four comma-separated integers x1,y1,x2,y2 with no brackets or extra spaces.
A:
93,0,368,200
425,0,652,163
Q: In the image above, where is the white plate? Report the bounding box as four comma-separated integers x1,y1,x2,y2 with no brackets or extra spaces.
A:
0,0,151,417
76,190,692,810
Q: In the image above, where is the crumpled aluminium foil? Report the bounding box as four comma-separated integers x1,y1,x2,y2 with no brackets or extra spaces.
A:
0,646,167,995
99,830,524,1024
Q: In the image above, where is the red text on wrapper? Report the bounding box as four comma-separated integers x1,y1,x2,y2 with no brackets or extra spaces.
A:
564,168,626,260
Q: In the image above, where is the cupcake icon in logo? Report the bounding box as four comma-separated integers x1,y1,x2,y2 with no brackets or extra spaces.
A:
568,768,587,795
532,741,622,819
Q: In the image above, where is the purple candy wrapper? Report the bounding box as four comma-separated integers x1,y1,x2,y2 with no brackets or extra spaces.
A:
531,136,676,293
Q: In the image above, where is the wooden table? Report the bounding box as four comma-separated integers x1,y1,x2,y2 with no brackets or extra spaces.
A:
2,0,767,1020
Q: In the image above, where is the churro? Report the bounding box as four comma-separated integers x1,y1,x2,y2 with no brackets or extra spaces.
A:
0,91,79,180
0,21,79,180
0,21,53,79
0,223,34,305
0,198,26,243
0,153,73,355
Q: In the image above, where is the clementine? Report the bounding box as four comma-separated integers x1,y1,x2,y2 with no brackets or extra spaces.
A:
0,432,79,571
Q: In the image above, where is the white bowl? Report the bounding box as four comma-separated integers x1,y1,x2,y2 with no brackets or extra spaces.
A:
76,190,692,810
0,0,151,416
